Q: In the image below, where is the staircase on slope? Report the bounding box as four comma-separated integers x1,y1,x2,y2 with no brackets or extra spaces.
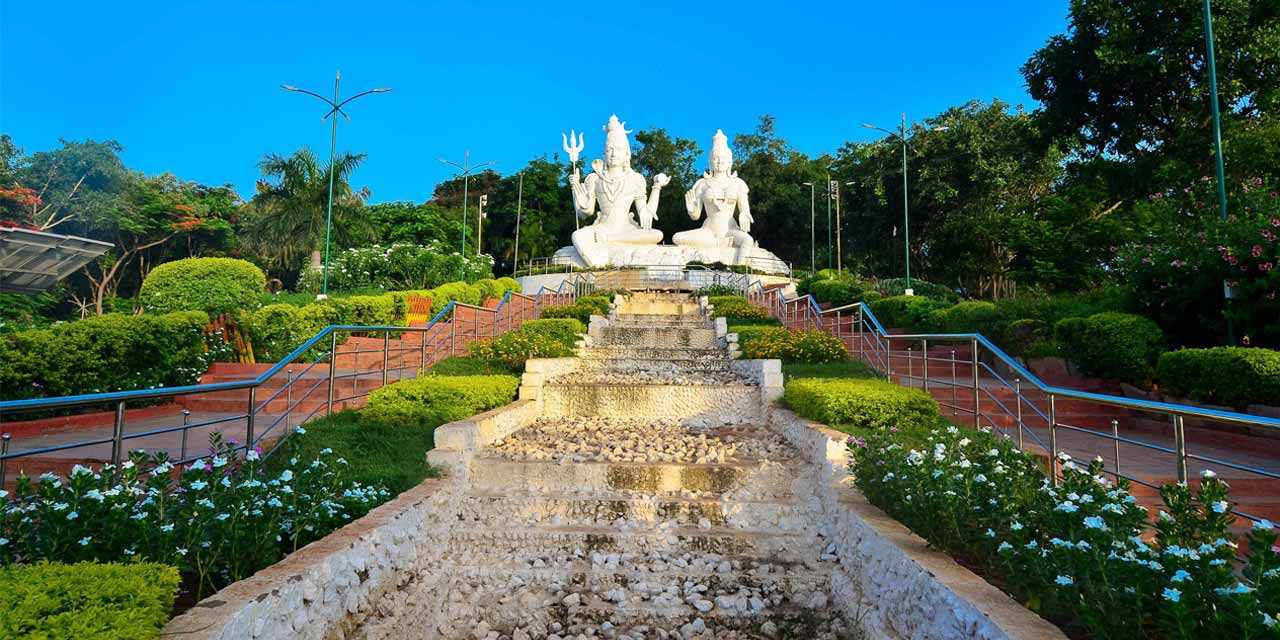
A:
436,292,857,640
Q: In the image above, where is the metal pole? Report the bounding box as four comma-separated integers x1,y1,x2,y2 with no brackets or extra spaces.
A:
461,154,470,256
901,114,911,291
1203,0,1228,223
450,312,457,357
970,338,980,428
420,328,428,375
1111,418,1121,476
1014,379,1024,449
245,386,257,448
835,182,842,273
285,369,294,430
1048,393,1059,486
327,332,338,415
1173,414,1188,484
110,401,126,470
886,336,893,383
321,72,341,297
826,175,832,270
809,183,815,273
921,339,929,392
950,351,958,416
381,333,390,387
514,172,524,274
907,347,913,385
180,409,191,460
0,433,10,489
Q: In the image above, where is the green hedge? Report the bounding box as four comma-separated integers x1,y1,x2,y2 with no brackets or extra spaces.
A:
708,295,768,321
739,327,848,364
784,377,940,433
245,303,339,362
1157,347,1280,408
876,278,959,302
0,311,210,400
867,295,952,331
1055,312,1165,386
330,294,397,326
1002,318,1054,357
363,374,520,425
540,295,611,326
0,561,179,639
470,318,584,368
140,257,265,316
924,301,1003,335
808,279,866,307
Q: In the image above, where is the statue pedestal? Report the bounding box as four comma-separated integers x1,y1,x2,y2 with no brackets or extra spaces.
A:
550,243,788,274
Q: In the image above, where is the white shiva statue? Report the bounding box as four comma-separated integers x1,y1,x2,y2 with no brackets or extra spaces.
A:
566,115,667,267
672,129,757,263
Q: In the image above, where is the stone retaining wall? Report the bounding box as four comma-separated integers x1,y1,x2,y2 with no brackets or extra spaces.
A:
769,408,1067,640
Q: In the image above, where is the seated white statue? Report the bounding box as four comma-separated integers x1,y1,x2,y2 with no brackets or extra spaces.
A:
567,115,667,267
672,129,756,263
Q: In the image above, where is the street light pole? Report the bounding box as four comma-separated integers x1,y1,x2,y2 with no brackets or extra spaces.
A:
477,194,488,256
826,176,834,270
438,152,498,262
863,115,949,294
834,181,842,273
802,182,815,273
514,171,524,275
281,73,391,298
1202,0,1235,345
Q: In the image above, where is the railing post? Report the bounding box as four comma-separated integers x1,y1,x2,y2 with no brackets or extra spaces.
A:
907,347,914,386
950,351,958,416
180,409,191,461
921,339,930,392
1048,393,1059,486
285,369,294,431
1173,414,1188,484
1111,418,1121,476
381,333,390,387
971,338,980,428
450,312,457,357
1014,379,1024,449
327,332,338,416
886,336,894,382
245,386,257,448
0,433,10,489
420,328,428,375
110,400,126,470
857,311,865,365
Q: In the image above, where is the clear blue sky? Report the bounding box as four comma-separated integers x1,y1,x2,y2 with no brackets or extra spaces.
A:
1,1,1068,204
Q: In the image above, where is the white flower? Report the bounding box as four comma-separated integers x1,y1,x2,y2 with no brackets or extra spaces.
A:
1055,575,1073,586
280,470,293,483
211,456,228,469
319,448,333,455
1163,588,1181,602
1171,570,1191,583
1255,519,1275,531
216,513,231,521
1264,613,1277,628
66,511,78,521
1212,501,1229,514
1056,501,1079,513
78,536,91,546
295,426,307,435
70,465,93,477
161,524,175,532
190,480,208,491
0,490,9,499
0,538,8,546
1010,522,1023,531
985,529,996,538
1202,469,1217,478
176,547,189,556
121,460,135,470
997,542,1012,552
1083,516,1107,530
246,449,260,462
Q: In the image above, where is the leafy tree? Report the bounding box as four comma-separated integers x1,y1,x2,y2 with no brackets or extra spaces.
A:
241,148,376,279
632,128,702,243
12,139,129,231
368,200,463,248
482,156,575,272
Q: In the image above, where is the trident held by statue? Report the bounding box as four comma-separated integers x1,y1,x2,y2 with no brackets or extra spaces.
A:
562,129,585,229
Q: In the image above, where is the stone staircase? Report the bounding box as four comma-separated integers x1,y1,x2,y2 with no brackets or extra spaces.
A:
433,292,858,639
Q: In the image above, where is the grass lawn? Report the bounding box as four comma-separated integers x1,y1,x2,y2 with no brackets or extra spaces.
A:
265,410,439,496
426,356,517,376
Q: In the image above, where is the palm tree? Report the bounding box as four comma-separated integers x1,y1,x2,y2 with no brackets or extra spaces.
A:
243,148,375,275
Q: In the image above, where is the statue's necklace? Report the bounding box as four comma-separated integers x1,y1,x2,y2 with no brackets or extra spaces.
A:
600,168,629,202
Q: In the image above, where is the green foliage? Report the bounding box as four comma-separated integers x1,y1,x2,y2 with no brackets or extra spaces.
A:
1157,347,1280,408
266,410,439,496
330,294,396,326
139,257,266,315
808,278,866,307
784,378,939,433
363,374,520,425
1002,319,1053,357
708,295,768,321
427,281,483,313
245,303,338,362
0,561,179,640
876,278,959,302
1055,312,1164,386
0,289,61,333
427,356,516,376
0,311,212,400
0,436,388,598
924,301,1003,335
852,423,1280,638
298,242,494,294
692,284,742,297
740,328,848,364
469,318,584,368
782,360,879,381
540,296,610,326
867,295,952,331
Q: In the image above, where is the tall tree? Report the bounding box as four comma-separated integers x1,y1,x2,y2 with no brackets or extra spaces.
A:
632,128,702,243
14,139,129,231
241,148,375,278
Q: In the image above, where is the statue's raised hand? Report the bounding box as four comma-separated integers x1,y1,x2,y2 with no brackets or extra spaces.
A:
652,173,671,189
684,188,700,218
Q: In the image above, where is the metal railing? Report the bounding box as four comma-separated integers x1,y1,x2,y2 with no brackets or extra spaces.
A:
0,275,595,486
745,282,1280,523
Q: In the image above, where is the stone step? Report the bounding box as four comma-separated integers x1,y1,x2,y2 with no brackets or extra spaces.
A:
579,346,731,361
458,493,808,532
538,383,760,422
573,357,733,373
444,525,810,559
596,326,719,349
609,314,710,327
468,459,800,500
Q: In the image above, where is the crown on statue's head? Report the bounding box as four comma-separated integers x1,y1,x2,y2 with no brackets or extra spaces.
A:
603,114,633,154
711,129,731,157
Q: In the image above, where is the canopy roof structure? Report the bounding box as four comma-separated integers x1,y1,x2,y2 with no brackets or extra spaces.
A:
0,225,112,294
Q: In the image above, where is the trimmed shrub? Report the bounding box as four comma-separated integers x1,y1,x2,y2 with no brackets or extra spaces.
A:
1157,347,1280,408
708,295,769,321
0,311,211,400
427,356,516,376
877,277,959,302
469,319,584,368
860,290,884,304
495,277,521,295
140,257,265,315
740,328,848,364
1002,318,1052,357
784,378,939,432
245,303,339,362
868,295,952,331
298,241,493,293
808,279,866,307
330,294,397,326
540,296,611,326
925,301,1003,335
1055,312,1165,386
0,561,180,639
363,374,520,424
429,281,484,313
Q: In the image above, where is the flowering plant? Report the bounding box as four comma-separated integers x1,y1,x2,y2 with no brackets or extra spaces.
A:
0,432,389,597
851,423,1280,637
298,242,494,293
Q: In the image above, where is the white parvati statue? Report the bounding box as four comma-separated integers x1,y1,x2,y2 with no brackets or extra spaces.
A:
672,129,757,263
567,115,668,267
